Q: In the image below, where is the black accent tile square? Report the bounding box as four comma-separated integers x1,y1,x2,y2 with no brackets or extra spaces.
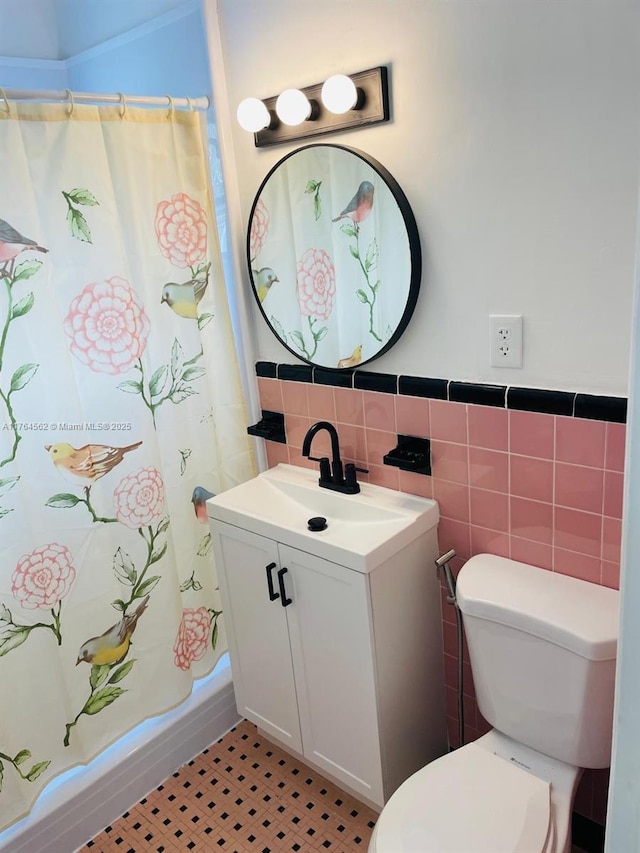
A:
575,394,627,424
256,361,277,378
277,363,313,383
449,381,506,408
313,367,354,388
507,386,575,416
353,370,397,394
398,375,448,399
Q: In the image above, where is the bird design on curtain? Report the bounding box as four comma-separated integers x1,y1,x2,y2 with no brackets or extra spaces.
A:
0,103,254,831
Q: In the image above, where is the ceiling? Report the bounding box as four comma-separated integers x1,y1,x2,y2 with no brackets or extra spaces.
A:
0,0,194,60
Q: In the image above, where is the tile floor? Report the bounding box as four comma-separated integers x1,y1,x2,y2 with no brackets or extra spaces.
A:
81,720,377,852
80,719,593,853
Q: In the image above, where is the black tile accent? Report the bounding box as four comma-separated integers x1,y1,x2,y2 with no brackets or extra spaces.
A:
449,382,506,408
353,370,397,394
256,361,277,378
254,363,627,423
575,394,627,424
398,375,448,399
277,363,313,383
571,811,605,853
507,386,575,417
314,367,354,388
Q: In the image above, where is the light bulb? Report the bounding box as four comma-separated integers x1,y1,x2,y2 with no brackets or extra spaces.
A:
321,74,358,114
275,89,312,126
237,97,271,132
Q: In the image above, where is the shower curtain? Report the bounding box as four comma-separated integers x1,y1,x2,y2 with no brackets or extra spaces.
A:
0,99,255,831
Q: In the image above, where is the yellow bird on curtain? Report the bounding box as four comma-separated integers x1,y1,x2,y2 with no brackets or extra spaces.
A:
76,596,150,666
160,274,209,319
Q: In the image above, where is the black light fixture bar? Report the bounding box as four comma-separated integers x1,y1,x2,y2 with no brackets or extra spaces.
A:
253,66,390,148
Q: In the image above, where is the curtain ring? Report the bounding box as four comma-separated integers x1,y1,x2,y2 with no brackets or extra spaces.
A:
166,94,174,118
0,88,10,115
186,96,193,111
117,92,126,118
64,88,74,116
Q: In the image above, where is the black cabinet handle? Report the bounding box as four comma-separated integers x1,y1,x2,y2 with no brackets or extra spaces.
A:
265,562,279,601
277,567,292,607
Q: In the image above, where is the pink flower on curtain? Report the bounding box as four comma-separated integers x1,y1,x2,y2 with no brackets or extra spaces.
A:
12,543,76,610
155,193,207,268
113,467,165,529
296,248,336,320
249,199,270,262
64,276,150,375
173,607,211,670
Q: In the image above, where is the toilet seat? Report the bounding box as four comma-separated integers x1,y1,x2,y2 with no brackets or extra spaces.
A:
372,742,553,853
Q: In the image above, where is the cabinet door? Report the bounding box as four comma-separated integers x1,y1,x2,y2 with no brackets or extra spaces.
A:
281,545,384,806
211,522,302,753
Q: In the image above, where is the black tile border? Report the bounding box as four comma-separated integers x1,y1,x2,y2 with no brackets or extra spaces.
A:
277,363,313,383
314,367,353,388
398,375,448,400
353,370,398,394
507,386,575,416
575,394,627,424
255,363,628,424
256,361,277,378
449,382,507,408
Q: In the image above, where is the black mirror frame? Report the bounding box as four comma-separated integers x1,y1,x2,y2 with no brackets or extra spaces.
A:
246,143,422,371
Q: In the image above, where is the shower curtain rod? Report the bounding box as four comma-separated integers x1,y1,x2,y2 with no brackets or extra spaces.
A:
1,88,209,110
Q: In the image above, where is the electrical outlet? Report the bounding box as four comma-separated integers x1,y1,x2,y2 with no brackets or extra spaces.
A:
490,315,523,368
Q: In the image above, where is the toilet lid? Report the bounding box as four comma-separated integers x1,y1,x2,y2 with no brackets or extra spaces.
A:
375,743,552,853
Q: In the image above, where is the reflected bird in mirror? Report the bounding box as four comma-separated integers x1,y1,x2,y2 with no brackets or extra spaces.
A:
253,267,279,302
332,181,374,224
337,344,362,368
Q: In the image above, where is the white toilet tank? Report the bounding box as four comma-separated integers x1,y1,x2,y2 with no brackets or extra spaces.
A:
457,555,619,769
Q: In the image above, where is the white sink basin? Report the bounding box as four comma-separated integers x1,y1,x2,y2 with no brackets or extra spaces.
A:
207,463,439,572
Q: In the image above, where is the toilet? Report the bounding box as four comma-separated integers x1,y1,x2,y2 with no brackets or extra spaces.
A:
369,554,619,853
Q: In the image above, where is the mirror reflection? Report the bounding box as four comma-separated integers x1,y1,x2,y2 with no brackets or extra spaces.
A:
248,144,421,369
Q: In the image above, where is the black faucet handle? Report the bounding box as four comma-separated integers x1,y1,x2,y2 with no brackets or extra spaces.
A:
309,456,331,483
346,462,369,475
344,462,368,490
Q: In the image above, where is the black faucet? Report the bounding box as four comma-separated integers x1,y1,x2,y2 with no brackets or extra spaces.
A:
301,421,367,495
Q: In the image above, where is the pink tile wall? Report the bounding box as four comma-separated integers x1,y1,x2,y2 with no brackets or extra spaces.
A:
257,379,625,823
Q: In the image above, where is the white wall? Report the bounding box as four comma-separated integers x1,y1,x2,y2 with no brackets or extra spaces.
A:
212,0,640,396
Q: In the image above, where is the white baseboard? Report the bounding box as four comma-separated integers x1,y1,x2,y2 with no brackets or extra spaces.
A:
1,665,240,853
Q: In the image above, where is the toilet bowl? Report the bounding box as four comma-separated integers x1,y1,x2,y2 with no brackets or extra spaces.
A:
368,554,619,853
368,730,580,853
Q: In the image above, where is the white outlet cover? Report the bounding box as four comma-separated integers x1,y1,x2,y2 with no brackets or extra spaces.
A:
490,314,523,368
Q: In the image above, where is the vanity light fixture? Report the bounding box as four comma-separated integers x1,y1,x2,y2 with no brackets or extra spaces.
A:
321,74,362,114
275,88,316,126
236,97,273,132
237,66,389,148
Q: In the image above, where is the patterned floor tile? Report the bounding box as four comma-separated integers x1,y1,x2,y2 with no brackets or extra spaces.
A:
81,720,378,852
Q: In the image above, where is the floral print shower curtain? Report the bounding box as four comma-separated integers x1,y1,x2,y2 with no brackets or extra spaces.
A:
0,101,255,831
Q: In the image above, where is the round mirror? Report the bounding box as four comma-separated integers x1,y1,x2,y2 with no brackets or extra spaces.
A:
247,144,421,370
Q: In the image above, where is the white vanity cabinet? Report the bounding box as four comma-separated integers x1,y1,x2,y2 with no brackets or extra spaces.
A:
211,523,384,803
207,464,447,809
